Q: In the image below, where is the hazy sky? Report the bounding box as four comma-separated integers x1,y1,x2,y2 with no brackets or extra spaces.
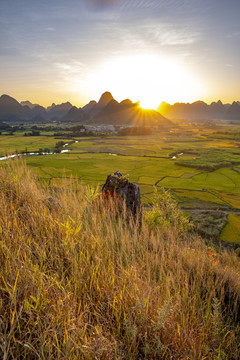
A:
0,0,240,108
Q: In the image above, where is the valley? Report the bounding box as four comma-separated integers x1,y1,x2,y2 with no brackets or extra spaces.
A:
1,121,240,244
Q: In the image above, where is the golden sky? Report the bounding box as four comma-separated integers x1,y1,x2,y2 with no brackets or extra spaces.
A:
0,0,240,109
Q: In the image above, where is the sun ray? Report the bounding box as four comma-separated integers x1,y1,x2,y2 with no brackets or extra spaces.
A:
81,53,205,109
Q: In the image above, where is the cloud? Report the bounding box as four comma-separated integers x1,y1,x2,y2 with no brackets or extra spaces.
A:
120,0,197,12
54,61,87,75
53,60,89,89
145,24,200,45
121,0,168,10
226,31,240,39
86,0,123,9
118,22,200,51
44,26,56,31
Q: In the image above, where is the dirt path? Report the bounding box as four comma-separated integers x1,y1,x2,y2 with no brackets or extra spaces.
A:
181,207,240,215
76,150,170,159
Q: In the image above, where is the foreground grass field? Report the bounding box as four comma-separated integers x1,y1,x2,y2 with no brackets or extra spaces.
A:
0,161,240,359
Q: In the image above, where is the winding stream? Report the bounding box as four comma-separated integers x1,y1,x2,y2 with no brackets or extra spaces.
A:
0,144,71,161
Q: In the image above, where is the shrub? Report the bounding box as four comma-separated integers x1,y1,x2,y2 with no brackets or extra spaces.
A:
144,187,192,234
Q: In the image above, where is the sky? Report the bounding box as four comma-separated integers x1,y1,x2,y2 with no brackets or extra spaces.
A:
0,0,240,109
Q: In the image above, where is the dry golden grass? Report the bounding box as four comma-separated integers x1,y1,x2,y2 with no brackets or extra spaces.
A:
0,160,240,359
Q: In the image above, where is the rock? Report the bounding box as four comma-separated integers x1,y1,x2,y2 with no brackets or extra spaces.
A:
101,171,142,224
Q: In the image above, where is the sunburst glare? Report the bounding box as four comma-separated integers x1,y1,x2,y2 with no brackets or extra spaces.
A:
82,54,204,109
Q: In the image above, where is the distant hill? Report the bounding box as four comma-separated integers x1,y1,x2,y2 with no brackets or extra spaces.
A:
82,100,97,115
85,92,114,117
46,102,73,120
20,100,40,109
84,92,173,128
1,92,240,124
61,91,172,127
46,103,56,111
31,105,47,118
29,114,48,124
157,99,240,120
226,101,240,120
0,95,75,123
0,94,31,122
61,106,88,123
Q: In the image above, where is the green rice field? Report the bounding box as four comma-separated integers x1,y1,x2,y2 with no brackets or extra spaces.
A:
1,126,240,243
220,214,240,243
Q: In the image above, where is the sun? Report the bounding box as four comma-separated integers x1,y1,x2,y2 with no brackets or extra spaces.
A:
84,53,204,109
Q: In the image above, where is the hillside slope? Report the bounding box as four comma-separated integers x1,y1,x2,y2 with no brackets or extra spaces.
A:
0,161,239,359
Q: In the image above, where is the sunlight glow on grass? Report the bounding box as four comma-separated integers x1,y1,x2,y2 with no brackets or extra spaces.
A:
0,161,240,358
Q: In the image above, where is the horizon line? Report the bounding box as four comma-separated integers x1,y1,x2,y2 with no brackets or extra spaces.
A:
1,92,240,111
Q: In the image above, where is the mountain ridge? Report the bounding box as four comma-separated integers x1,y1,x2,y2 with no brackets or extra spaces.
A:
1,93,240,123
157,99,240,120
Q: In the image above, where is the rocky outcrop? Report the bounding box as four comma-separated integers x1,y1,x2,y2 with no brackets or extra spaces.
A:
102,171,142,224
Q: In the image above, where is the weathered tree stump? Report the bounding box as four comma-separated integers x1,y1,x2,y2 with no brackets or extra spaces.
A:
101,171,142,225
